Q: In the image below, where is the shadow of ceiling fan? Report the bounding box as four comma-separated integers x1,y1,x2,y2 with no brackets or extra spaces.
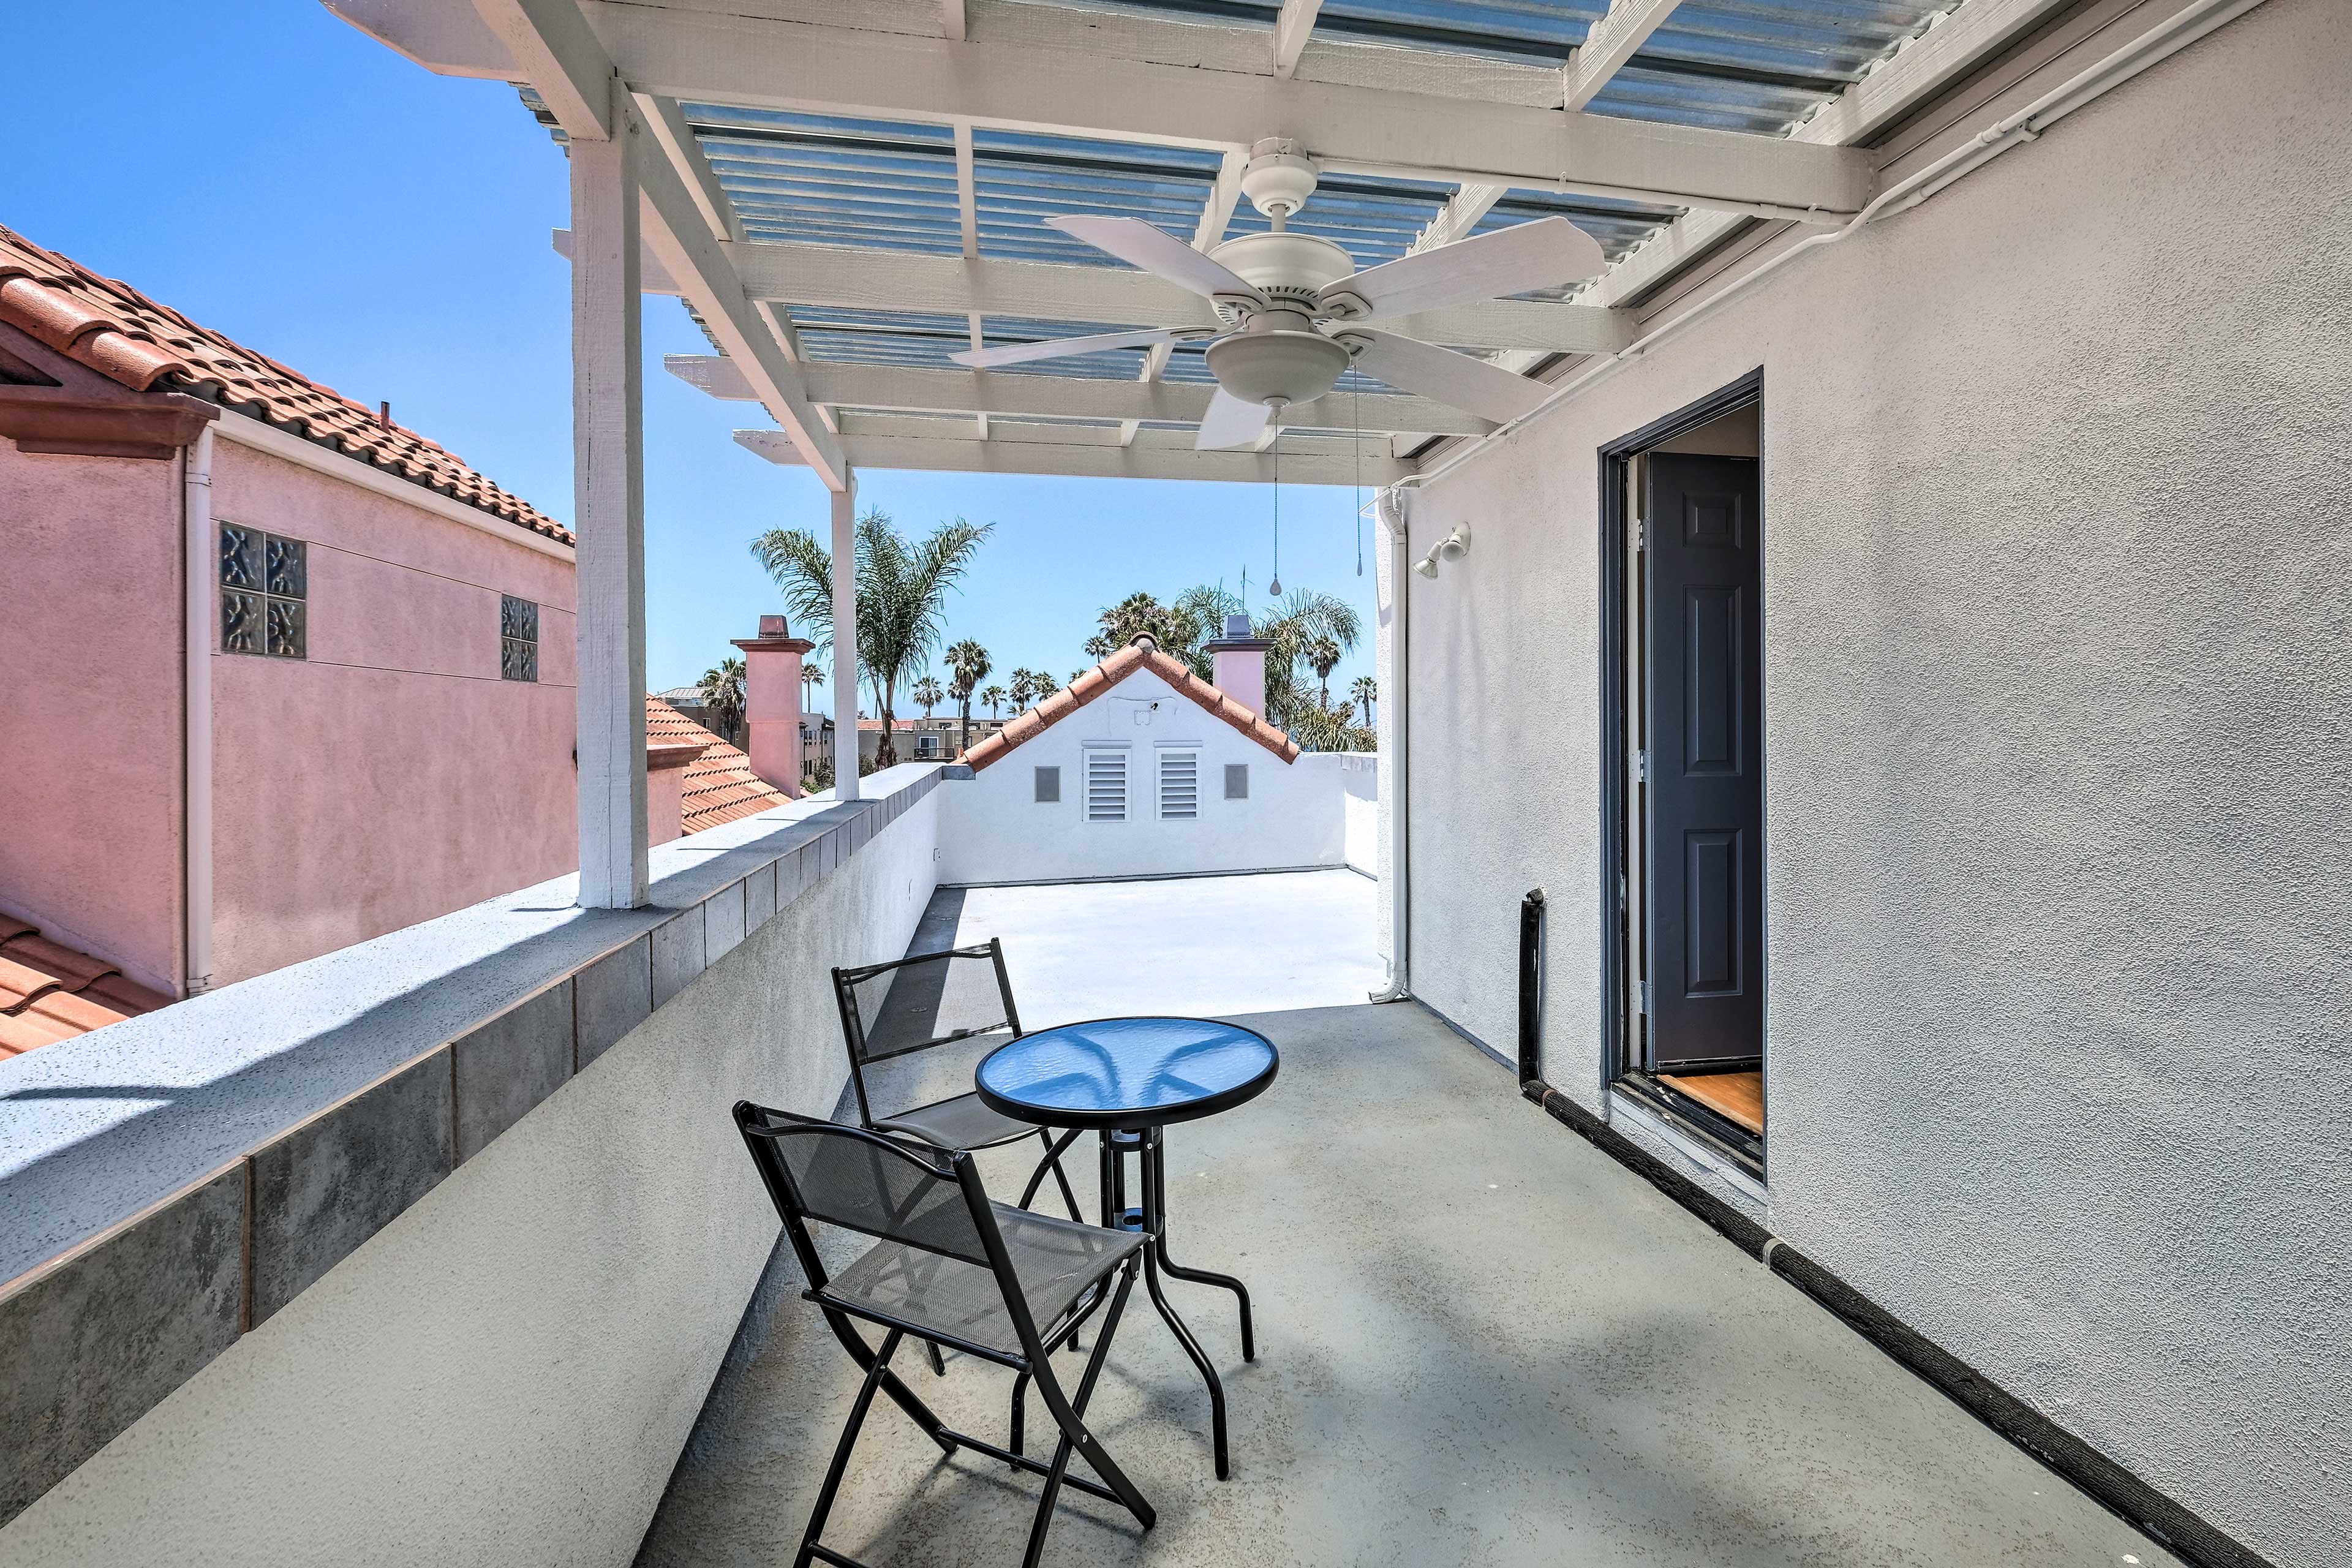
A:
951,138,1605,451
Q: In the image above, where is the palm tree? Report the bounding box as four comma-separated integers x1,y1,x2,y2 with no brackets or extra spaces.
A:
1291,699,1374,753
979,683,1007,718
1306,635,1341,708
1008,667,1048,712
697,655,747,744
800,661,824,710
752,508,993,766
945,638,991,756
910,676,943,718
1351,674,1378,728
1255,589,1361,734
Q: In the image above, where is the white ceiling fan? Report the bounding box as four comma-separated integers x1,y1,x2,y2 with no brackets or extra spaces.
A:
950,139,1605,451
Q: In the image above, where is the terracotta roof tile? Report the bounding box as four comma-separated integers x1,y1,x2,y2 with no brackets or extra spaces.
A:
0,223,571,546
0,921,176,1058
962,639,1300,773
647,696,794,834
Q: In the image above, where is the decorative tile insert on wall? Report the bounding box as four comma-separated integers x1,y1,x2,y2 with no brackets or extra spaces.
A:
0,764,949,1532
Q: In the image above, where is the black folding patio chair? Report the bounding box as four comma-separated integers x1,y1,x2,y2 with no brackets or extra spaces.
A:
734,1101,1156,1568
831,939,1082,1224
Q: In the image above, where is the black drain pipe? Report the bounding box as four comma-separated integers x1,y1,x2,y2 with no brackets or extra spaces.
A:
1517,888,1545,1088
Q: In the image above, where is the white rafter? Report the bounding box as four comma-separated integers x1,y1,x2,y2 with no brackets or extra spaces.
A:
1562,0,1684,112
468,0,847,488
672,356,1488,436
737,425,1413,486
954,122,988,439
1409,183,1507,257
1272,0,1325,80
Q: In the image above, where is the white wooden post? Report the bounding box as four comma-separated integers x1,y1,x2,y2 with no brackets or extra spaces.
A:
571,77,650,908
831,479,860,801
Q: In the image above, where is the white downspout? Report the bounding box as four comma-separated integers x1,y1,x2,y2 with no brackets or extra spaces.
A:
1370,484,1411,1002
183,424,215,997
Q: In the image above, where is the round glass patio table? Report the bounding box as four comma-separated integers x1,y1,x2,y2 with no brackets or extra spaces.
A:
975,1017,1278,1479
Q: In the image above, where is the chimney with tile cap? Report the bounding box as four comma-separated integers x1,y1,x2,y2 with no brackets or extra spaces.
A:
733,613,816,796
1202,612,1274,717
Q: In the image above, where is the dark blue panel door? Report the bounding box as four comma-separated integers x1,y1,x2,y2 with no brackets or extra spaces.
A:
1645,454,1763,1072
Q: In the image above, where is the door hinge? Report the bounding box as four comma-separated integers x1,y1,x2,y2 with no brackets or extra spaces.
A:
1635,750,1648,783
1632,518,1646,550
1636,981,1650,1015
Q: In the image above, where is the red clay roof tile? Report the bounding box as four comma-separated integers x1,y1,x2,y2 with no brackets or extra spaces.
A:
0,223,571,546
647,696,794,834
962,639,1300,773
0,921,175,1057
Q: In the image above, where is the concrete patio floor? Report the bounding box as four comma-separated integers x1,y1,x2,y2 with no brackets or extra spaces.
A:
638,890,2174,1567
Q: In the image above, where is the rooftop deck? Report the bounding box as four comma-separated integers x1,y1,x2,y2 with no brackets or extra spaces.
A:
639,874,2174,1567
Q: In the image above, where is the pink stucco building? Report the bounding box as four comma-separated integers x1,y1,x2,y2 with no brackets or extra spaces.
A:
0,224,589,1003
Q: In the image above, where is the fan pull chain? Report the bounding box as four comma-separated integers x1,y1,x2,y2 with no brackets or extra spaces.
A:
1268,443,1283,597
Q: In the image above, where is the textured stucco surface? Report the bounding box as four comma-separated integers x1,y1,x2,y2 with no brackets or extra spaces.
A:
0,440,185,995
0,790,942,1567
937,665,1345,885
207,439,578,986
1400,6,2351,1564
641,1001,2182,1568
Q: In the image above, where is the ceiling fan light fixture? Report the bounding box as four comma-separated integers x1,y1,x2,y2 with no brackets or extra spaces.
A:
1205,328,1351,410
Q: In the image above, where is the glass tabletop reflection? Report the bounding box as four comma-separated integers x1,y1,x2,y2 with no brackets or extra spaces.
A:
975,1016,1278,1129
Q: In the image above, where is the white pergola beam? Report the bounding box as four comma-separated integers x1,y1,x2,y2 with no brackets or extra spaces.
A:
638,92,741,243
738,427,1412,486
1562,0,1683,113
469,0,611,136
587,2,1873,217
1272,0,1325,80
712,239,1634,355
473,0,848,488
939,0,966,43
668,355,1490,435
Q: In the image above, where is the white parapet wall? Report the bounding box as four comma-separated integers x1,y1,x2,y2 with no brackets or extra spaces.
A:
935,682,1371,886
0,767,947,1565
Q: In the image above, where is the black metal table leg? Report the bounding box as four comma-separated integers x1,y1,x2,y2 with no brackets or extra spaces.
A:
1146,1130,1256,1362
1095,1125,1244,1479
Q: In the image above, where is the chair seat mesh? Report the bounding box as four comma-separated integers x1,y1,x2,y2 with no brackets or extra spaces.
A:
823,1204,1144,1355
873,1093,1041,1152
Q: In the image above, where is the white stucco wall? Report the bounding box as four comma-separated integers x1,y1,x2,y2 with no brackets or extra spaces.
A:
936,666,1346,884
0,793,941,1568
1335,754,1377,876
1398,4,2350,1564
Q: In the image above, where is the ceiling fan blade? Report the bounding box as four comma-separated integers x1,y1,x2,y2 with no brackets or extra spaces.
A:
1321,217,1606,320
951,327,1177,369
1046,216,1266,304
1196,386,1273,451
1342,330,1547,424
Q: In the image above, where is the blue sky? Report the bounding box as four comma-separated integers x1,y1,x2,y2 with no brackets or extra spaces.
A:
2,3,1380,708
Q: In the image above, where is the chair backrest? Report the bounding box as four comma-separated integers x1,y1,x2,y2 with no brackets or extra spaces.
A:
734,1102,994,1279
830,938,1023,1126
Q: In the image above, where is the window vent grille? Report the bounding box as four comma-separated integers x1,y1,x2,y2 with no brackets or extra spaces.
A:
1035,765,1060,803
1086,750,1127,821
1159,752,1199,820
1224,763,1250,800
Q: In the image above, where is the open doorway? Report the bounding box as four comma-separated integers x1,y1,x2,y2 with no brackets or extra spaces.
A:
1600,372,1765,1175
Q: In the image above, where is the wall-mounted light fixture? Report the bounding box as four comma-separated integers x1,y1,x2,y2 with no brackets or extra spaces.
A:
1412,524,1472,579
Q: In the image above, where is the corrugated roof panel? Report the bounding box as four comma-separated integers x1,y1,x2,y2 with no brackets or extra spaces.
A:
685,105,965,256
792,306,972,369
971,128,1224,267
